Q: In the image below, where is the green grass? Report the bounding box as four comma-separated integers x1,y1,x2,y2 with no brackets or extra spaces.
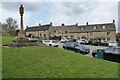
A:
2,36,15,44
2,36,119,78
3,46,118,78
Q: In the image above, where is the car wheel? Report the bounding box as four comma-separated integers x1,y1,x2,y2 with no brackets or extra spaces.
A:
49,44,52,46
92,53,97,58
64,47,68,50
95,54,97,58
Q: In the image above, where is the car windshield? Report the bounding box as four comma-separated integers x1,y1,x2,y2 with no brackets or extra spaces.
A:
44,40,50,42
52,40,58,43
104,47,114,52
110,42,116,43
74,43,82,47
114,48,120,54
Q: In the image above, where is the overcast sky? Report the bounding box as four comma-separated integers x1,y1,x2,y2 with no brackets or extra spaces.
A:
0,0,119,32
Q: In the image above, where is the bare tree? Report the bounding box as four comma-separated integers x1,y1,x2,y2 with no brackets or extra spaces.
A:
6,17,18,30
4,17,18,36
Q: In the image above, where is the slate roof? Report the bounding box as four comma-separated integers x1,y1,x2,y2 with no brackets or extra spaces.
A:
70,23,116,33
25,22,116,33
25,24,51,32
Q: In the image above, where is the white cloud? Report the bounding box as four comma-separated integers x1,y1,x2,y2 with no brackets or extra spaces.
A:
1,0,120,2
0,1,119,32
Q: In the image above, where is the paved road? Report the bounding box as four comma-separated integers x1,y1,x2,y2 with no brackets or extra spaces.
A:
84,45,108,57
58,42,108,57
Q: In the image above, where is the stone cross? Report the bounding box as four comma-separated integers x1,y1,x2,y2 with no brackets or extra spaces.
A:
18,5,25,38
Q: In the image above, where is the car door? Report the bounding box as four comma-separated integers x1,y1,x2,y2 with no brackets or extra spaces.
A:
104,47,115,61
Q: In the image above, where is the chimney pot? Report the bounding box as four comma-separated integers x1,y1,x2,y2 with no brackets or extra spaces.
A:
50,22,52,26
61,23,64,26
113,20,115,23
76,23,78,26
86,22,88,25
39,24,41,27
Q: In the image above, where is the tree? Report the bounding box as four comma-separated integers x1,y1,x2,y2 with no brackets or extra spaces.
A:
6,17,18,30
2,23,9,36
5,17,18,36
15,29,20,36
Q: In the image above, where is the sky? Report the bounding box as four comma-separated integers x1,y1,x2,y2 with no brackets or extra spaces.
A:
0,0,120,33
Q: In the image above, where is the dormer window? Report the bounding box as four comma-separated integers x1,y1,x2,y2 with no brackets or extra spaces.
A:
102,26,105,29
93,26,96,29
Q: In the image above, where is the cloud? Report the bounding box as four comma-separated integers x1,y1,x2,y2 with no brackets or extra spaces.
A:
2,2,47,12
2,0,119,2
0,1,119,32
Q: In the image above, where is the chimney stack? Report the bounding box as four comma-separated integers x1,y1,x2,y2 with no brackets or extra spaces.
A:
76,23,78,26
26,26,28,28
50,22,52,26
86,22,88,25
39,23,41,27
61,23,64,26
113,20,115,24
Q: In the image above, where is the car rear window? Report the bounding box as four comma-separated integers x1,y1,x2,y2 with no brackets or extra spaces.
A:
52,41,58,43
44,41,50,42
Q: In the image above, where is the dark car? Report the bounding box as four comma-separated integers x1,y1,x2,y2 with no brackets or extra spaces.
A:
92,47,120,63
91,40,102,46
63,42,90,54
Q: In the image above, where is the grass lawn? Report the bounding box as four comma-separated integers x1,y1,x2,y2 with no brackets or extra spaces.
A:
3,46,119,78
2,36,15,44
2,36,119,78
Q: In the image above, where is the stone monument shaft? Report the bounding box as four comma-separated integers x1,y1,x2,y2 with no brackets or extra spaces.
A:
19,5,24,32
18,5,25,38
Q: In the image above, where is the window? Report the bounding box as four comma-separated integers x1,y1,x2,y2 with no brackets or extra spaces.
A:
71,35,74,38
104,47,114,52
107,38,110,41
54,30,56,33
102,26,105,29
65,31,68,34
93,26,96,29
44,34,46,38
77,37,80,39
40,34,41,36
107,32,110,35
90,32,93,35
64,36,68,38
81,27,84,30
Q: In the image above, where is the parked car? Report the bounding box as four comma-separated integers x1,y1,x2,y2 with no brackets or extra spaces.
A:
91,40,102,46
101,41,109,46
63,42,90,54
76,40,90,45
108,41,118,47
37,38,43,42
83,40,90,45
92,47,120,63
76,40,83,44
42,40,59,47
27,37,38,42
61,38,69,43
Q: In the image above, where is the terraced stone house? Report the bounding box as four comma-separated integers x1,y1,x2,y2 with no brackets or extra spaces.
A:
25,20,116,41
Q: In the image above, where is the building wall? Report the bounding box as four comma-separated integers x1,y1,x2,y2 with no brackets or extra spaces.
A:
26,30,49,39
25,24,116,41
